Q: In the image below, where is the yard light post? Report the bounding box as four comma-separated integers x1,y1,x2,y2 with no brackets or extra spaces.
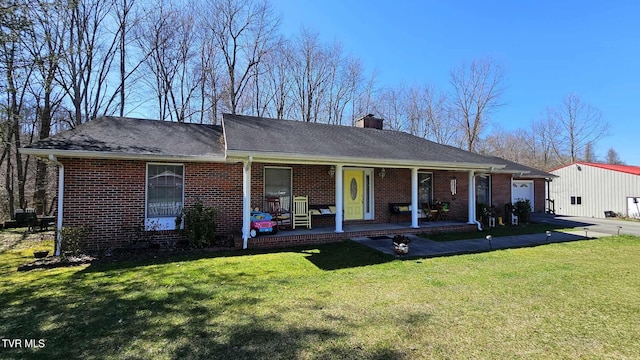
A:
617,226,622,235
584,228,589,238
486,234,492,250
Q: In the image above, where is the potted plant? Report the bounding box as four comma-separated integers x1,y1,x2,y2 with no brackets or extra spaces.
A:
392,235,411,255
33,250,49,259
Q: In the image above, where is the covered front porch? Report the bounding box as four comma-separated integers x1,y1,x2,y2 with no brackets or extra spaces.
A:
243,219,477,249
240,161,485,249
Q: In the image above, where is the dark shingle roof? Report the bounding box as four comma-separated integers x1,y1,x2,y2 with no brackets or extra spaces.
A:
22,116,225,160
484,156,557,178
223,114,505,169
22,114,555,178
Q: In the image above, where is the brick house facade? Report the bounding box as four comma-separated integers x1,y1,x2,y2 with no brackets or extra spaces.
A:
59,156,546,253
22,114,553,254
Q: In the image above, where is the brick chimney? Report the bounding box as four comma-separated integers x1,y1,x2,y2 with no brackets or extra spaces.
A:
356,114,384,130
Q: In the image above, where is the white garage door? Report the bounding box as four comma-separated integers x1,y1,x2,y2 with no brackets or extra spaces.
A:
512,180,534,211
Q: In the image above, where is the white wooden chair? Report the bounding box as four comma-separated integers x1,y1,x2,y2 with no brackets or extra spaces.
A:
292,196,312,229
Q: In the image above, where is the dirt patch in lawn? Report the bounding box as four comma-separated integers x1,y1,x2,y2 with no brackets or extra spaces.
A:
17,254,97,271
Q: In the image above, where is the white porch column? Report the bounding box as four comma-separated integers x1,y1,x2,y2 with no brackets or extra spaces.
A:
335,164,344,233
468,170,476,224
411,167,419,228
242,157,252,249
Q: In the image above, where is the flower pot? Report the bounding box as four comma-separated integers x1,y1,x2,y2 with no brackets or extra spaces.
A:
33,250,49,259
393,243,409,255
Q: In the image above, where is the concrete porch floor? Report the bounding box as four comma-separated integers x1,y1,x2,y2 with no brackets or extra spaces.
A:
277,220,471,236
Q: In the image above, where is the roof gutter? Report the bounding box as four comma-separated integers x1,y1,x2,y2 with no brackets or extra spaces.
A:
48,154,64,257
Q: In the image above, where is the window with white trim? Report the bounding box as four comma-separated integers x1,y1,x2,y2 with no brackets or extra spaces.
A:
146,164,184,229
264,167,292,211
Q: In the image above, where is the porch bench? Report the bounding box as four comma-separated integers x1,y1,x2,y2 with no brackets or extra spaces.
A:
388,202,426,223
309,205,336,217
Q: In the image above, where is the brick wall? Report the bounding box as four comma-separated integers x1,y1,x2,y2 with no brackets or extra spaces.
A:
61,158,522,252
61,158,244,253
63,158,145,253
433,170,470,220
530,178,546,213
491,174,512,218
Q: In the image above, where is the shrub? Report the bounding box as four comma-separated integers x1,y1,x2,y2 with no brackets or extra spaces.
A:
177,200,217,248
59,226,91,256
513,200,532,224
123,221,162,250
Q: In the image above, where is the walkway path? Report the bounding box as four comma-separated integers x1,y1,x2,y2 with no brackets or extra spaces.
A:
352,230,611,258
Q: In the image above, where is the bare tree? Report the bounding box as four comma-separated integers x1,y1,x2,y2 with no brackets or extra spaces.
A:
402,85,456,144
583,142,596,162
197,34,224,124
1,0,35,213
245,36,289,118
23,0,67,214
606,148,624,165
202,0,280,115
290,28,333,122
108,0,148,118
546,93,608,163
137,2,203,122
56,0,121,126
352,70,378,124
262,40,292,119
449,58,505,152
325,52,362,125
373,86,408,131
480,127,527,161
527,117,565,169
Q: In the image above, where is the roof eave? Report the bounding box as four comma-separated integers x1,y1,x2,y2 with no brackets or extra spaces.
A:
19,148,227,163
488,168,557,178
226,150,506,170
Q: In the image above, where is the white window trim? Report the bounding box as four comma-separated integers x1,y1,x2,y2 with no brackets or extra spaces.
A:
364,169,375,220
145,162,185,231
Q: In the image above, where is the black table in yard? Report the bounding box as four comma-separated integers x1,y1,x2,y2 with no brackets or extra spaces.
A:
38,216,56,231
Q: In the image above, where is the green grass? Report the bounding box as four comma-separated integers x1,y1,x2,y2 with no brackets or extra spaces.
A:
1,229,639,359
425,222,569,241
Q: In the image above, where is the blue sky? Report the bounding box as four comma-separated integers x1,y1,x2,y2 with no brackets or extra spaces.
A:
274,0,640,165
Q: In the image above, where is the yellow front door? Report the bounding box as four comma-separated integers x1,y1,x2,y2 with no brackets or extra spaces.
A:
344,170,364,220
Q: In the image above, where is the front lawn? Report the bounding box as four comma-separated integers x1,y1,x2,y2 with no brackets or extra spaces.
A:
1,231,639,359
